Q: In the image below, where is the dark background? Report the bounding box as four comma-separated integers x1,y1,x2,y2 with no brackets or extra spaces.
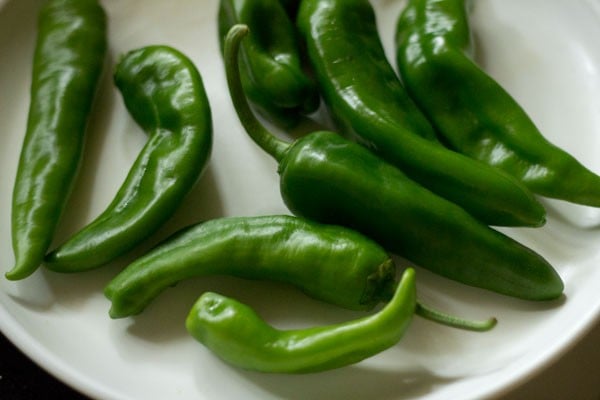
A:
1,332,88,400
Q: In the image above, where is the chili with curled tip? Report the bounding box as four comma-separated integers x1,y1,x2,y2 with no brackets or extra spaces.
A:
295,0,545,228
395,0,600,206
44,45,212,272
6,0,107,281
224,24,564,301
218,0,319,127
185,268,417,373
104,214,496,331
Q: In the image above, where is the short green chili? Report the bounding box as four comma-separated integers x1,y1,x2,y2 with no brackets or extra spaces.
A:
6,0,107,281
225,24,563,301
186,268,416,373
44,45,212,272
395,0,600,206
218,0,318,127
296,0,545,228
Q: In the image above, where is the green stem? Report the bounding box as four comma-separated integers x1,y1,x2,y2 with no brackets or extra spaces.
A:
380,280,496,331
415,302,497,332
224,24,290,162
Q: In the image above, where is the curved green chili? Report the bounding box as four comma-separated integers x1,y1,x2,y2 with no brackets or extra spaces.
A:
395,0,600,206
6,0,107,281
104,215,396,318
218,0,318,127
186,268,417,373
44,45,212,272
225,24,563,301
296,0,545,227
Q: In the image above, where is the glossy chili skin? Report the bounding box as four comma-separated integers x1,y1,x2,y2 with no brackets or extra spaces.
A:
218,0,319,127
6,0,107,281
224,24,563,301
296,0,545,228
44,45,212,272
186,268,416,373
395,0,600,206
279,131,563,301
105,215,396,318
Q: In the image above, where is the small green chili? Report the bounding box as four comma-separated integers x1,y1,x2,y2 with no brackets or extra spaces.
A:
186,268,417,373
45,45,212,272
224,24,563,301
6,0,107,280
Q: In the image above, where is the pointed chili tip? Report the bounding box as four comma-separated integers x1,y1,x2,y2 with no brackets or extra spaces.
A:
5,262,36,281
4,270,18,281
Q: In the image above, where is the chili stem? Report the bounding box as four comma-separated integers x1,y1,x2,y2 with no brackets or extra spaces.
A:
380,276,495,331
224,24,290,162
415,302,497,332
381,280,496,331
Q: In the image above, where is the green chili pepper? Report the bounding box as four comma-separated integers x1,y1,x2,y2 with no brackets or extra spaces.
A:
186,268,416,373
218,0,319,127
225,24,563,301
104,215,396,318
44,45,212,272
295,0,545,228
395,0,600,206
6,0,107,281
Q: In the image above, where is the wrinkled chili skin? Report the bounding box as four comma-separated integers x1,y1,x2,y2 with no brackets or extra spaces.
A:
6,0,107,281
395,0,600,206
224,24,564,301
296,0,545,227
186,268,416,374
218,0,318,127
105,215,396,318
45,45,212,272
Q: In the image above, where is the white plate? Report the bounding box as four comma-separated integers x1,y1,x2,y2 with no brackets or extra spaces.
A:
1,0,600,399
